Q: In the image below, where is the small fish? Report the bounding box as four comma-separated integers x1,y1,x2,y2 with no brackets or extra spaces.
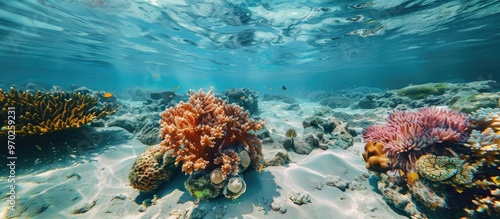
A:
210,86,214,91
282,85,287,90
257,163,264,173
268,88,272,91
102,92,113,98
367,19,376,24
173,86,180,91
35,145,42,150
498,97,500,107
152,73,160,78
240,96,246,100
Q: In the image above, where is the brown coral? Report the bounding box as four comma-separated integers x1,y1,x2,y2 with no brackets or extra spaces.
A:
362,141,391,172
0,88,118,135
129,145,178,192
159,90,265,180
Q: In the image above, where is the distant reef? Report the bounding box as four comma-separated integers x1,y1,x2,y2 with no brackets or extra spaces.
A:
309,80,499,114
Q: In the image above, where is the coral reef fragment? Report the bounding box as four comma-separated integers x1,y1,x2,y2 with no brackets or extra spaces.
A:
0,88,118,135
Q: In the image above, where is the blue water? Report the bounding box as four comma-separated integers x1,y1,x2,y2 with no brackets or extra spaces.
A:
2,1,500,218
1,0,500,92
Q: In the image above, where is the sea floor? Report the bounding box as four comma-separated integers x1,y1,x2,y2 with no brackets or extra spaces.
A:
1,98,407,219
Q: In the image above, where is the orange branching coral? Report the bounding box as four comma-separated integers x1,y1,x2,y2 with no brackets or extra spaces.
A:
363,141,391,172
160,90,265,179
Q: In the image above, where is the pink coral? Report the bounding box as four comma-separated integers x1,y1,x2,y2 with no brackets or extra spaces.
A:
159,90,265,179
363,107,468,172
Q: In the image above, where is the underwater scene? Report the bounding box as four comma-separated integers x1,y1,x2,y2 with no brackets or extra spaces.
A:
1,0,500,218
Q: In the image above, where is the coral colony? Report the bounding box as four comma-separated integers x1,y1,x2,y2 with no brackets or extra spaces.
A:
363,107,469,172
129,90,264,200
362,107,500,218
0,88,118,135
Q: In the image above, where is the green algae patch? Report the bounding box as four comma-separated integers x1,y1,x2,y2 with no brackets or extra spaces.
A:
397,83,448,100
450,92,500,114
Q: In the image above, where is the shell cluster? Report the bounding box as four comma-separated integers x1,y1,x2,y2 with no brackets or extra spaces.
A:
185,148,254,200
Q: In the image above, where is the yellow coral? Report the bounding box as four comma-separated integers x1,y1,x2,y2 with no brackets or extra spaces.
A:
492,176,500,186
0,88,118,135
362,141,391,172
406,172,419,186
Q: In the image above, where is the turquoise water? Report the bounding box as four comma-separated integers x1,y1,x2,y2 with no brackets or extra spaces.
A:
1,0,499,92
2,1,500,219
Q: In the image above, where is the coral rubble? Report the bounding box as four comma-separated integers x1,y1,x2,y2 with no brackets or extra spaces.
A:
301,116,355,150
